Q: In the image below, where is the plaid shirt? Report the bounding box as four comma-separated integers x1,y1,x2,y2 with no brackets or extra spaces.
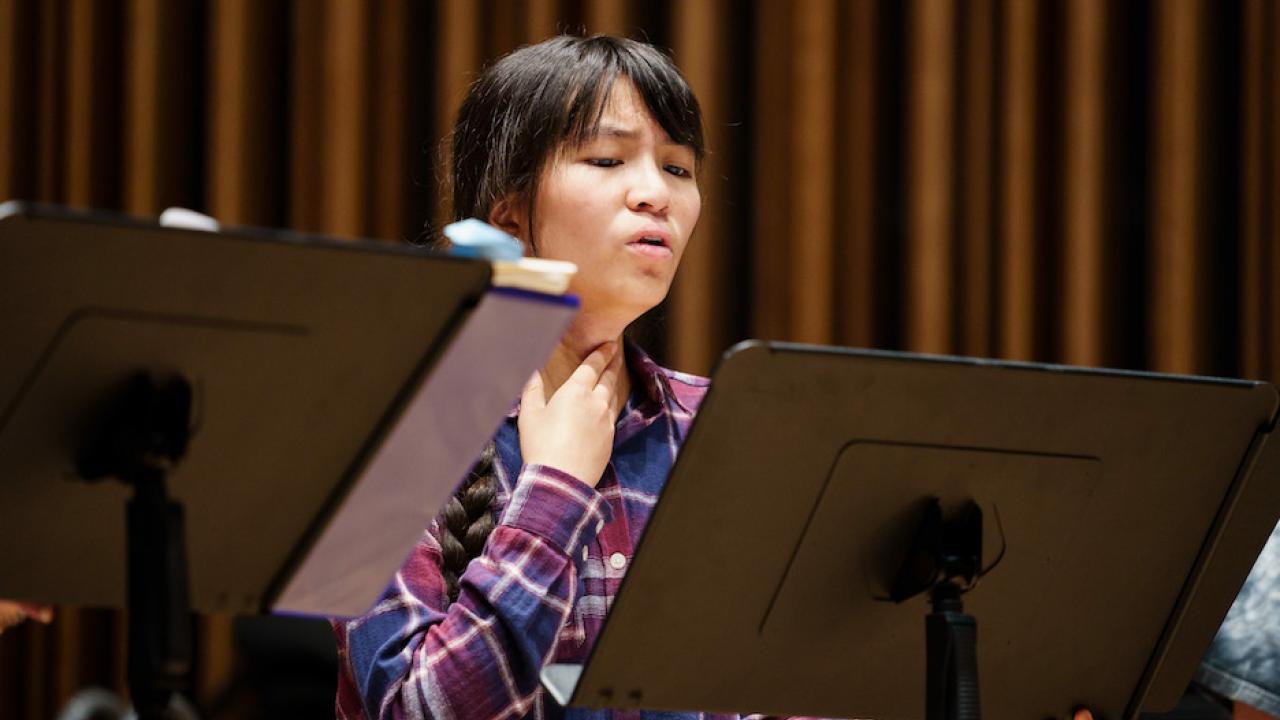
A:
334,343,754,720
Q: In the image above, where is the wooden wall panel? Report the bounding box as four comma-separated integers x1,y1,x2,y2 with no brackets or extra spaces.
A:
321,1,371,237
751,0,795,340
0,0,36,201
207,0,282,225
670,0,729,374
64,0,94,207
435,0,481,231
1241,0,1265,380
371,0,411,241
35,0,64,201
585,0,629,36
837,0,878,348
1271,2,1280,383
1150,0,1203,374
124,0,162,214
1062,0,1106,366
906,0,954,353
791,0,837,345
288,1,325,232
998,0,1037,360
961,0,994,356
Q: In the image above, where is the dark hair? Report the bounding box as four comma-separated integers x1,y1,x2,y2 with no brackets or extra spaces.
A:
438,35,704,603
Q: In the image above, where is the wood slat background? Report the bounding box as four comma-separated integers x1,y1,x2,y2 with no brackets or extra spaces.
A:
1,0,1278,717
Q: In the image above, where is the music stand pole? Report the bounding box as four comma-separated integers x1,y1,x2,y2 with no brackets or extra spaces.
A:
927,582,980,720
78,374,197,719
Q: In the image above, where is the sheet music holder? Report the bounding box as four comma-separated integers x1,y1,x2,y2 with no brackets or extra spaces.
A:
0,201,577,713
542,341,1280,720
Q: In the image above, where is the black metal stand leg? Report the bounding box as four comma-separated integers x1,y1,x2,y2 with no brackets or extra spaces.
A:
77,373,198,720
127,468,194,719
926,584,981,720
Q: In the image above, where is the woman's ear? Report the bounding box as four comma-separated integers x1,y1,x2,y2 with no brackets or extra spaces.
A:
487,195,528,243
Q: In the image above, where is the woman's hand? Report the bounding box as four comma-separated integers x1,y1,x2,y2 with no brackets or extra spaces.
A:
0,600,53,634
518,341,623,488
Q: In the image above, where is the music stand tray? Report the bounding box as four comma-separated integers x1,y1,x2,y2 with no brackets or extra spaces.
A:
542,341,1280,720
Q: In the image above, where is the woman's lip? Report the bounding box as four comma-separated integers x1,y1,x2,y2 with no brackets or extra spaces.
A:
625,242,674,259
628,228,672,247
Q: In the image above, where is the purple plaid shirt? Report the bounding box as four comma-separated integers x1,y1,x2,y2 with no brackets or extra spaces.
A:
333,344,757,720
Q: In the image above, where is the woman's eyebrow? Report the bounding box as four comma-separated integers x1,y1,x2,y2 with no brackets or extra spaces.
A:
592,124,689,149
593,124,640,139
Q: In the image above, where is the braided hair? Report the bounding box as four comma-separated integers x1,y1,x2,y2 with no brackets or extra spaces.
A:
438,444,498,603
434,34,704,603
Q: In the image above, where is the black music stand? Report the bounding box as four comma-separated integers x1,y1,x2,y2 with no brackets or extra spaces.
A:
542,341,1280,720
0,202,577,718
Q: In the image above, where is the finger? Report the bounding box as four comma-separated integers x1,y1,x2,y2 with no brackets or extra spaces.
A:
566,342,616,390
520,371,546,411
1072,709,1093,720
18,604,53,624
595,345,625,411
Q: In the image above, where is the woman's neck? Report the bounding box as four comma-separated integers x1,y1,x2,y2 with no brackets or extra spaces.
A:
538,321,632,414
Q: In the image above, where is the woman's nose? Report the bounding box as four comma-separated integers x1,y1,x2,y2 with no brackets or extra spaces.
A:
625,163,670,214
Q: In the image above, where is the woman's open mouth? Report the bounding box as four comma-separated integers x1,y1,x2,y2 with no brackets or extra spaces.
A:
627,232,673,259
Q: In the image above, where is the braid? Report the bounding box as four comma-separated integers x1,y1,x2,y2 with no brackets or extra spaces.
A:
439,444,499,603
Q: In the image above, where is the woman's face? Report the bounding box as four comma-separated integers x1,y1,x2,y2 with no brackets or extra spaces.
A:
529,79,701,324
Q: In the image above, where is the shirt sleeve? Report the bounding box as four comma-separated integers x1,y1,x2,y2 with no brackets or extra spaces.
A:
334,464,610,720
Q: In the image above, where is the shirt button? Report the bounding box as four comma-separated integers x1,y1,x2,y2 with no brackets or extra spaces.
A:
609,552,627,570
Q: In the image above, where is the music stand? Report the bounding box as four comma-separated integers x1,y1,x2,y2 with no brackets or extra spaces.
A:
542,341,1280,720
0,202,577,717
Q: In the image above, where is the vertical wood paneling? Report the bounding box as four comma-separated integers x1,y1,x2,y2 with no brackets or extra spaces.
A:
1269,3,1280,381
907,0,954,353
0,0,21,200
792,0,837,344
671,0,728,374
195,614,233,705
999,0,1037,360
371,0,409,241
962,0,994,356
289,1,325,232
36,0,63,201
838,0,878,348
207,0,276,225
751,1,794,339
64,0,97,206
436,0,481,228
1241,0,1264,380
50,610,79,712
584,0,628,35
25,624,51,720
1151,0,1202,374
321,0,370,236
1063,0,1106,366
125,0,161,214
526,0,559,41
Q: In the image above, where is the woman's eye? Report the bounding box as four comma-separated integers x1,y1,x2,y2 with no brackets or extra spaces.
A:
586,158,622,168
664,164,692,178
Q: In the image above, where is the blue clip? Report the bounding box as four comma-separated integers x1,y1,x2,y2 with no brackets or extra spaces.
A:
443,218,524,260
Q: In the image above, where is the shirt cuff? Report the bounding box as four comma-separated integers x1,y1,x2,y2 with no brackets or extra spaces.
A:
498,464,612,555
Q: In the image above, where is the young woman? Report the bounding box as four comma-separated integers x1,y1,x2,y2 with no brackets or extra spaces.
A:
332,34,1097,720
332,35,709,720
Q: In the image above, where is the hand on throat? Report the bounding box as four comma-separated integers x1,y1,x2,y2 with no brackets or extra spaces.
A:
537,314,633,417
